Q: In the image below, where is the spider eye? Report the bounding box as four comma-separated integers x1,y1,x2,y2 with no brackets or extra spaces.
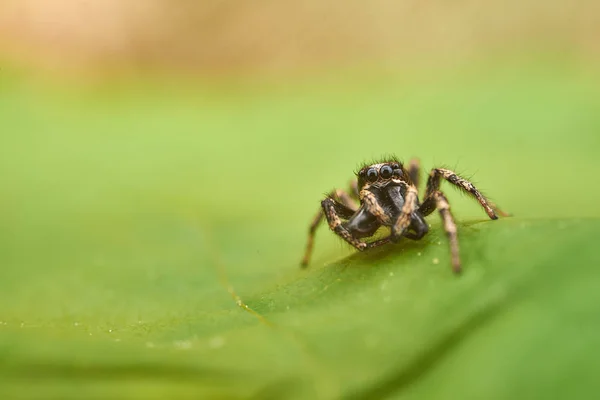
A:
366,168,378,182
380,165,393,179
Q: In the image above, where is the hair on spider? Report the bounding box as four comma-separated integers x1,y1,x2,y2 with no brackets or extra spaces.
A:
355,154,402,173
438,163,490,200
301,156,509,274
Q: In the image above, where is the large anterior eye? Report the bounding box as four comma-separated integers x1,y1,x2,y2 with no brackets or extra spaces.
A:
380,165,393,179
366,168,378,182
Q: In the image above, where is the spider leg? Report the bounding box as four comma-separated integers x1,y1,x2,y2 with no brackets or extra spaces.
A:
419,168,508,218
390,185,420,241
364,236,396,249
408,158,421,188
301,188,359,267
320,198,367,252
359,189,392,225
429,190,461,273
350,179,359,199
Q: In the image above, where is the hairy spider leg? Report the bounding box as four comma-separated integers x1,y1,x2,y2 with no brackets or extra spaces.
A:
363,236,393,249
391,185,420,240
359,189,392,225
301,188,358,267
430,190,461,273
419,168,508,218
350,179,360,198
320,198,368,251
399,213,429,240
407,158,421,188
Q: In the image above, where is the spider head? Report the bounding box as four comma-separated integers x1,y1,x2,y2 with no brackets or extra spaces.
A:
356,160,406,190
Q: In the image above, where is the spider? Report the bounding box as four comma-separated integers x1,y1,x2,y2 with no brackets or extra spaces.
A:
300,157,508,273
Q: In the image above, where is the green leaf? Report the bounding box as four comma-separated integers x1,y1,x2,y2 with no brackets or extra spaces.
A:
1,58,599,399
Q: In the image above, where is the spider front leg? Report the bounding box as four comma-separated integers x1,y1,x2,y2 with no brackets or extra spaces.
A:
300,186,359,267
360,189,392,225
390,185,420,241
420,168,509,218
320,198,369,251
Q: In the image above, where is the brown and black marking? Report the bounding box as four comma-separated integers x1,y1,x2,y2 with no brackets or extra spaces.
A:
300,157,508,273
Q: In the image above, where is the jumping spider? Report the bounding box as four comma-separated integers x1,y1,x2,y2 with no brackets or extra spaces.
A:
300,157,508,273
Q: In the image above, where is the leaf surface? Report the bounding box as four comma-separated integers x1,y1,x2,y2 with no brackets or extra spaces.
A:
1,60,599,399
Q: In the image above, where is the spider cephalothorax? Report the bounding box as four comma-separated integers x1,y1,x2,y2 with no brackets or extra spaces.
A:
301,157,508,273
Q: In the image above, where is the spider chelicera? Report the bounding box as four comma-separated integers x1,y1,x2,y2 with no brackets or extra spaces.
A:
300,157,509,273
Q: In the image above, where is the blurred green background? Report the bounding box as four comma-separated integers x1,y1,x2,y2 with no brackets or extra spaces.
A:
1,1,600,399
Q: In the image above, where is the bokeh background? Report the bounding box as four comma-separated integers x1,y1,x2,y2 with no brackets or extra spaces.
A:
1,1,600,399
1,0,599,73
